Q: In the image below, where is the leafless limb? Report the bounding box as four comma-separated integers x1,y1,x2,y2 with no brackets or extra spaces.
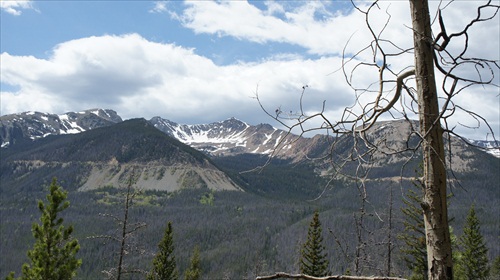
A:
256,272,406,280
88,174,148,280
256,0,498,278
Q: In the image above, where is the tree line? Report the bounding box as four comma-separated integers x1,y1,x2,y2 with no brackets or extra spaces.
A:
4,177,499,280
4,178,201,280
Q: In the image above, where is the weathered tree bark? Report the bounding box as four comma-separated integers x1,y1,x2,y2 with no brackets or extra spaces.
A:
256,273,406,280
408,1,453,279
117,179,133,280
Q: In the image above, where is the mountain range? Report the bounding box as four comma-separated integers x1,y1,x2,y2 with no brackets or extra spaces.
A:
0,109,122,148
1,108,499,195
1,109,334,160
3,108,497,157
1,108,499,278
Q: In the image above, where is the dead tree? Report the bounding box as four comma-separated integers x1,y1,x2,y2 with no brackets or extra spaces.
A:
256,1,499,279
88,175,147,279
256,273,406,280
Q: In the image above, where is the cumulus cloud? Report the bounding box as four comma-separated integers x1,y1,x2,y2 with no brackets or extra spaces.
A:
171,1,498,61
1,0,498,139
171,1,415,56
0,34,353,126
0,0,36,15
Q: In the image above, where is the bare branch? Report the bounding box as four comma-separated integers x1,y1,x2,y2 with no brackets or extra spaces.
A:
255,1,498,277
256,272,407,280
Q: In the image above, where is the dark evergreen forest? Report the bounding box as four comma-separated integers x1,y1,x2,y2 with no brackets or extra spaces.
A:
1,163,498,279
1,119,498,279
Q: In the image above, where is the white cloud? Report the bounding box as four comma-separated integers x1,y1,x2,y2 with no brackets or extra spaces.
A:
0,0,36,15
172,0,499,63
149,1,168,14
0,34,353,126
173,1,414,56
1,1,498,140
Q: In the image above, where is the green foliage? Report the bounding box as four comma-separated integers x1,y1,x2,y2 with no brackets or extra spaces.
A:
212,154,327,200
2,182,499,279
179,170,207,189
455,204,489,280
450,226,465,280
199,192,214,206
9,178,81,280
148,222,178,280
184,246,201,280
299,210,329,277
490,256,500,279
398,171,427,280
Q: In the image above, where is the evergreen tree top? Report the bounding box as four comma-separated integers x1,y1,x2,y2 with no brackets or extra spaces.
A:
8,178,81,280
300,210,329,277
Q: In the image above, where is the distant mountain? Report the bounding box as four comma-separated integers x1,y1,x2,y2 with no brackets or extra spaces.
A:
3,109,497,160
0,118,241,193
467,139,500,157
2,109,498,193
149,116,332,161
0,109,122,148
318,120,500,180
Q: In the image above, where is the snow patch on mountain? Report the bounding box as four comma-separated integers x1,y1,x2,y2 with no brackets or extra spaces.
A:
0,109,122,147
150,117,301,156
59,114,85,134
468,139,500,158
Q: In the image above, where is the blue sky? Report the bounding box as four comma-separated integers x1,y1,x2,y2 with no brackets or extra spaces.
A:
1,0,499,140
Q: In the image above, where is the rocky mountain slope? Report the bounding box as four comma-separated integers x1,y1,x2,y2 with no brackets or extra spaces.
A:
0,109,122,148
319,120,500,180
1,109,498,193
1,110,331,161
0,118,241,193
2,109,497,160
150,116,333,160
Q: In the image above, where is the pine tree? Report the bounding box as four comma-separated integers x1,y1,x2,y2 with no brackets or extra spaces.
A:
8,178,81,280
148,222,178,280
184,246,201,280
398,171,427,280
299,210,329,277
450,227,465,280
489,256,500,279
457,204,489,280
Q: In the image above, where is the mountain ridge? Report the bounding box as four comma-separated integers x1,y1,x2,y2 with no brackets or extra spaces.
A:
0,118,242,192
150,116,334,160
1,108,498,160
0,108,122,148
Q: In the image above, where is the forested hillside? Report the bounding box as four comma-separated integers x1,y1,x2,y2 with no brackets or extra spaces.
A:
1,168,498,279
1,117,499,279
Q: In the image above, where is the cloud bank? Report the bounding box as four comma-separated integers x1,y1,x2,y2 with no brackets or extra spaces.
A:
1,1,498,139
1,33,352,126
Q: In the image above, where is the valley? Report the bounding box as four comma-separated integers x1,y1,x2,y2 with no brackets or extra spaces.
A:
1,109,499,279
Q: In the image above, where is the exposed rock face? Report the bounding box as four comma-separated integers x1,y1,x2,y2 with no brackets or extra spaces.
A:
149,116,333,161
0,109,122,148
0,119,242,192
319,120,498,180
2,108,497,193
79,163,242,191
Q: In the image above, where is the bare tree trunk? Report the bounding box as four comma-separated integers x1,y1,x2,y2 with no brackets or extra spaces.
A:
117,180,132,280
386,184,393,277
256,273,407,280
408,1,453,279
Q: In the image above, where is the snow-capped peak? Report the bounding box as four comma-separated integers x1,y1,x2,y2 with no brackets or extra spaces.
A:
150,116,299,156
0,109,122,148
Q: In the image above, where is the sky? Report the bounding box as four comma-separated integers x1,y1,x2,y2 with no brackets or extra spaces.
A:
1,0,499,140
